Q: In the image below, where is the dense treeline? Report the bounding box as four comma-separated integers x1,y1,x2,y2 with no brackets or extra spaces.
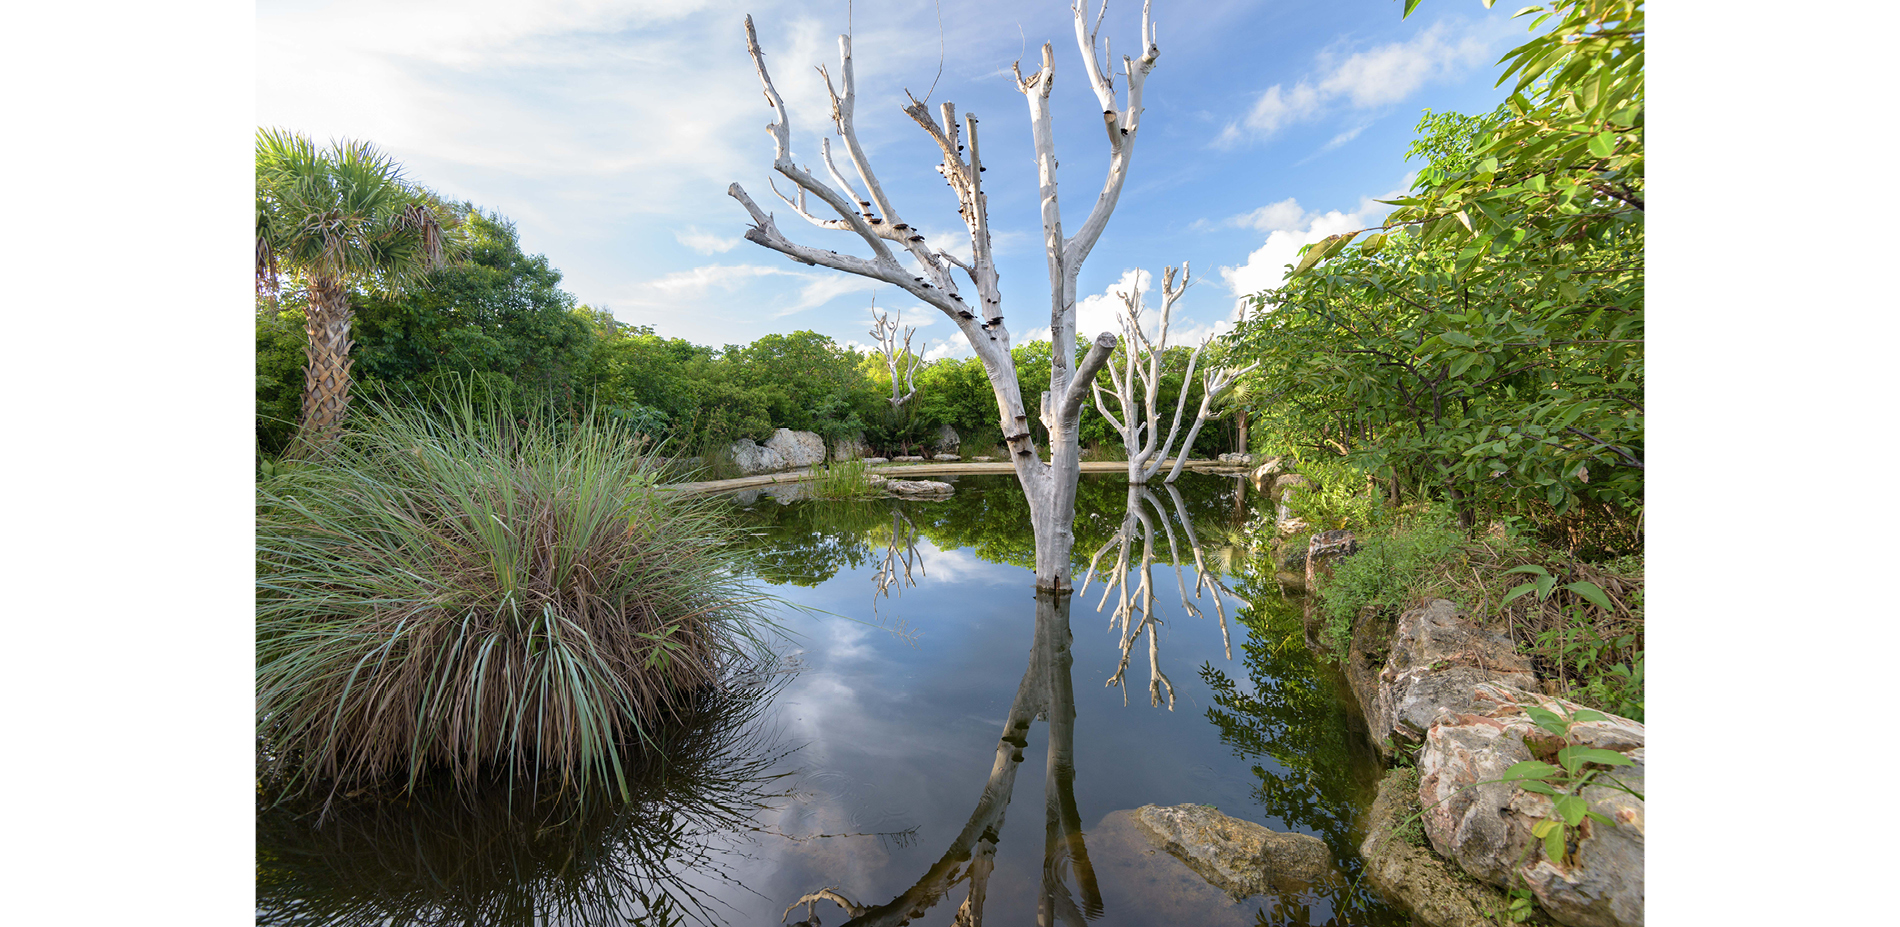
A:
258,208,1239,464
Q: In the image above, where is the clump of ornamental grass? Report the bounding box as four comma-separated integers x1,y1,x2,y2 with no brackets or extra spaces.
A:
256,393,776,803
808,457,880,500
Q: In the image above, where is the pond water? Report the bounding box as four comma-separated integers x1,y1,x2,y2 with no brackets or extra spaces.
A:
257,472,1406,926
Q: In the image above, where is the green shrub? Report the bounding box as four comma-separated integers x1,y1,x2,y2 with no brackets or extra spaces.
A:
1317,506,1464,651
256,390,775,800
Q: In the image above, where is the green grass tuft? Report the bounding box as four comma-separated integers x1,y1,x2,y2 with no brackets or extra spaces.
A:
256,390,777,802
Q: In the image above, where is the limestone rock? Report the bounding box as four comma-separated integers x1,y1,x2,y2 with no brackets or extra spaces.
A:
1301,530,1357,648
830,432,867,462
933,423,961,451
1360,768,1525,927
862,457,889,464
1418,683,1644,927
971,455,995,462
1130,803,1337,899
1249,456,1289,491
1360,600,1539,757
764,428,826,469
728,439,786,476
932,453,961,461
891,455,926,462
880,478,954,497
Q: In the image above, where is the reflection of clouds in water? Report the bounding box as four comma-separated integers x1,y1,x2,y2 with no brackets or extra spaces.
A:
916,543,1015,585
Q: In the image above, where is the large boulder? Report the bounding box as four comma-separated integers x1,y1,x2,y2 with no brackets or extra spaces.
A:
1129,803,1338,899
1418,683,1644,927
1348,600,1539,759
1360,767,1526,927
728,439,786,476
764,428,826,469
829,432,868,462
933,423,961,452
1249,456,1289,491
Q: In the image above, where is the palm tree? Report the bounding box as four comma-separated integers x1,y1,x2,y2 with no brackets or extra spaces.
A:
255,128,454,452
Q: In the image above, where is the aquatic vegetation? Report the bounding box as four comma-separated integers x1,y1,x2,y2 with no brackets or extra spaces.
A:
256,391,776,801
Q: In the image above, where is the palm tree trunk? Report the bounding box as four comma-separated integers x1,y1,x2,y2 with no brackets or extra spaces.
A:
296,276,354,452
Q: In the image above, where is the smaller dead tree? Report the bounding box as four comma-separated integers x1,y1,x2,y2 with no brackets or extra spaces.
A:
869,302,924,454
1092,263,1261,483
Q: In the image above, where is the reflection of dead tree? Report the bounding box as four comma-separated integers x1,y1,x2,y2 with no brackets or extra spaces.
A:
871,504,924,614
782,591,1097,927
1080,483,1240,709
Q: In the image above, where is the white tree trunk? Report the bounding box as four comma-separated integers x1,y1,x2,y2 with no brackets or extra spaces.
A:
729,1,1160,590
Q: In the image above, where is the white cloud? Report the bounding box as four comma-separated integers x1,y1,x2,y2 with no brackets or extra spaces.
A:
923,340,970,362
1217,189,1408,311
646,263,785,293
674,225,740,254
1215,20,1501,147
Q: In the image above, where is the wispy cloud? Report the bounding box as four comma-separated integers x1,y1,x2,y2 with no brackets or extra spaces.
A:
674,225,740,254
1214,19,1503,148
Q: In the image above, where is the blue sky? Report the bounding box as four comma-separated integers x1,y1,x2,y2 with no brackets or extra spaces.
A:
257,0,1531,357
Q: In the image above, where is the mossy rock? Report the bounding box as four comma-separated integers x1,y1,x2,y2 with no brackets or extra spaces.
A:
1358,768,1555,927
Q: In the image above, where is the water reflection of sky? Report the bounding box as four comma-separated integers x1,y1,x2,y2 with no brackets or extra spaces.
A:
707,474,1386,926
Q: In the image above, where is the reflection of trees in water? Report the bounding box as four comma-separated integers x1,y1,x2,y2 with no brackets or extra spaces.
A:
730,498,888,586
255,669,794,927
1200,581,1404,926
782,591,1101,927
1081,482,1241,709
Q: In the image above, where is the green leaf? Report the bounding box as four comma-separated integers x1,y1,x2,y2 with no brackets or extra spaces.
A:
1403,0,1424,18
1504,760,1561,780
1559,746,1634,769
1530,819,1558,838
1518,779,1559,796
1588,132,1617,158
1502,564,1550,577
1502,582,1539,606
1568,708,1609,724
1564,580,1613,612
1544,825,1566,861
1535,573,1557,600
1361,232,1388,254
1523,706,1568,735
1556,795,1588,826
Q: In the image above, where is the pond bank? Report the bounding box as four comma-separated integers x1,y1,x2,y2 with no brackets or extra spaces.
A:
661,457,1251,495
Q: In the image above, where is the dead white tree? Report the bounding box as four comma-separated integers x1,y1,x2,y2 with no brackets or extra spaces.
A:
729,0,1160,590
869,302,923,412
1092,262,1263,484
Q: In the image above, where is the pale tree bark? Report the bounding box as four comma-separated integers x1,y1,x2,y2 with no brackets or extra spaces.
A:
729,0,1159,590
869,305,923,411
1087,262,1264,484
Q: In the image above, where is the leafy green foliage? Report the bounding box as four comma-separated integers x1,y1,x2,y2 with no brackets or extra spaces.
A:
1230,1,1642,542
1315,508,1466,651
351,209,592,413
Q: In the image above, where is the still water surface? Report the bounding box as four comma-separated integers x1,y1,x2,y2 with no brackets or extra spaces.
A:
257,472,1405,926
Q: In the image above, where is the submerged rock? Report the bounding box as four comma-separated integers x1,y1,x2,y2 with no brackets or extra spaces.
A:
1129,803,1337,899
1360,768,1527,927
1418,683,1645,927
866,474,954,498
